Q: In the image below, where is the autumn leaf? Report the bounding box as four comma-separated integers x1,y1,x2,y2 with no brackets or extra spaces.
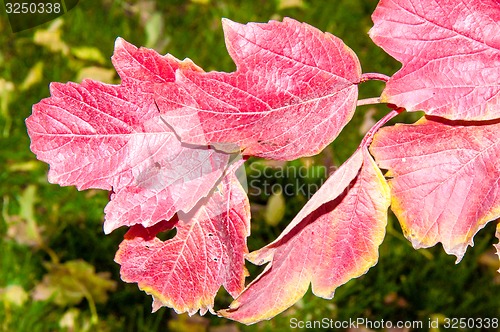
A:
370,116,500,261
220,148,390,324
115,169,250,315
370,0,500,120
26,79,230,233
156,18,362,160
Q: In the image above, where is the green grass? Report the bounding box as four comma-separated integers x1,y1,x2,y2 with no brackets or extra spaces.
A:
1,0,499,331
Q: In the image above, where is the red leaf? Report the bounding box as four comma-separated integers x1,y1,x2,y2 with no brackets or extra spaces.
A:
220,148,390,324
370,117,500,260
370,0,500,120
156,18,362,160
26,79,229,233
115,170,250,315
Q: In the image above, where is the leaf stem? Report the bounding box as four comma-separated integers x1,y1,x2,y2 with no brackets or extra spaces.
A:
356,97,382,106
360,107,404,148
360,72,390,82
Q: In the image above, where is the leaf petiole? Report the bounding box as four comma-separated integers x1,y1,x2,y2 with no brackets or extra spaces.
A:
360,72,390,82
356,97,382,106
360,106,404,148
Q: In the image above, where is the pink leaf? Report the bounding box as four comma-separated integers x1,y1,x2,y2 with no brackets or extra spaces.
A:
370,0,500,120
369,117,500,261
220,148,390,324
26,79,229,233
115,170,250,315
156,18,362,160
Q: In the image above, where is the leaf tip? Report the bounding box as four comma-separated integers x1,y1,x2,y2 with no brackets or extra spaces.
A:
114,37,125,48
151,297,164,313
103,219,117,235
217,306,255,325
221,17,238,31
447,244,468,264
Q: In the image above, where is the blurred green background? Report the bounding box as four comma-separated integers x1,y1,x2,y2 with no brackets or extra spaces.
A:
1,0,499,331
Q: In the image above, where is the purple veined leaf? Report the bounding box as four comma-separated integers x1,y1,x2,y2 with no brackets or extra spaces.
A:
370,0,500,120
370,116,500,261
220,148,390,324
26,79,230,233
115,167,250,315
155,17,362,160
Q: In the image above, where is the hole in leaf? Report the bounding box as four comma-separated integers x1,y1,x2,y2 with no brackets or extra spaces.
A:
156,228,177,242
